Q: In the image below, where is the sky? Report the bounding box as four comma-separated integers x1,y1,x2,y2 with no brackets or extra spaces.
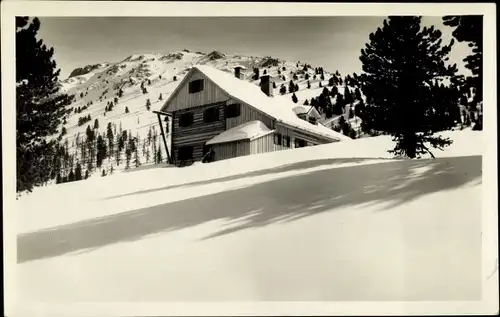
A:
36,16,472,79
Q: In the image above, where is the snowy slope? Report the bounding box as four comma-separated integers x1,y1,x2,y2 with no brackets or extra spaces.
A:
15,130,483,303
54,50,345,178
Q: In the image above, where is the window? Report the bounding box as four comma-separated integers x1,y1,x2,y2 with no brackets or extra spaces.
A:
188,79,204,94
178,146,193,160
295,138,306,148
203,107,219,123
308,117,317,125
179,112,194,127
274,133,282,146
225,103,241,118
284,136,291,147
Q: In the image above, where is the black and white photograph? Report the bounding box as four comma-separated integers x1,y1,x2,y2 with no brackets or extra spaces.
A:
2,1,498,316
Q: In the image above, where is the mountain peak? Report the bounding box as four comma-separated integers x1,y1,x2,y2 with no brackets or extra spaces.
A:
68,63,106,79
207,50,226,60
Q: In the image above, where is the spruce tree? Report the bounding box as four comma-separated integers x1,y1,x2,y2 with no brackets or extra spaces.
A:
157,146,163,163
94,118,99,130
75,162,83,181
317,93,332,117
359,16,459,158
107,122,114,158
344,86,354,104
125,106,130,113
322,87,330,97
147,127,153,146
330,86,339,97
354,87,363,101
288,80,295,93
443,16,482,111
96,135,107,168
125,147,132,170
338,115,347,130
310,97,317,109
153,137,158,164
333,93,344,115
292,93,298,104
16,17,74,192
328,76,335,87
279,85,287,95
146,98,151,110
115,134,122,166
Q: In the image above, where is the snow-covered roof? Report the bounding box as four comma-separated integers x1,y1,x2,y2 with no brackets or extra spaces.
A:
292,105,311,115
193,65,351,142
206,120,274,145
292,105,322,119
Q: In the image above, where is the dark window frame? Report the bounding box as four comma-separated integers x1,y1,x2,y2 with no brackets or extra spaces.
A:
188,79,204,94
179,112,194,127
203,106,219,123
284,136,291,147
295,138,306,148
225,103,241,118
274,133,282,146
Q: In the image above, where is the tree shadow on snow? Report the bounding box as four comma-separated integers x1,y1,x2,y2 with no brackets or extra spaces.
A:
103,157,386,200
17,155,482,264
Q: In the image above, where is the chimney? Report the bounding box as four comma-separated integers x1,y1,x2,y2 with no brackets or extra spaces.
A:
260,74,274,97
234,66,246,80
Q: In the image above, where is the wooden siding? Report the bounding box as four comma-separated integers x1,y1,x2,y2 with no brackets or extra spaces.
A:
292,127,336,146
164,70,232,112
172,144,204,167
274,125,294,151
212,141,250,161
249,133,274,154
171,102,227,165
226,102,274,130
